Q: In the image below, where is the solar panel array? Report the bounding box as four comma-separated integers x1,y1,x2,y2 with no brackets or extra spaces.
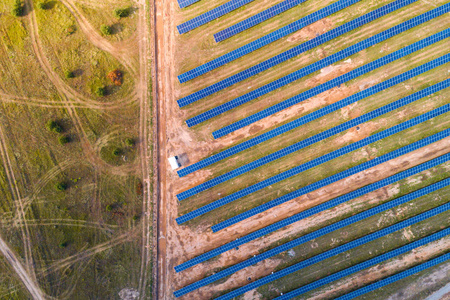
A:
214,197,450,300
176,77,450,201
213,0,307,43
274,227,450,300
177,103,449,224
177,0,200,9
213,29,450,138
187,4,449,126
174,152,450,272
177,0,362,83
174,181,450,297
177,54,449,177
212,122,450,232
177,0,257,34
335,252,450,300
178,0,415,106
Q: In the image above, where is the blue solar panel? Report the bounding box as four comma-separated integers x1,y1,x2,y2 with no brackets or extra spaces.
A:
175,152,450,272
187,4,449,126
178,0,363,83
174,184,450,297
177,78,449,201
213,28,450,138
213,199,450,300
177,0,200,9
178,0,416,104
177,54,449,177
274,227,450,300
214,0,307,42
177,0,257,34
211,119,450,232
335,252,450,300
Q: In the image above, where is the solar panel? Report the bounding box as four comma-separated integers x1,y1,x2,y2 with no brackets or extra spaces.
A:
177,0,200,9
213,199,450,300
177,0,257,34
178,0,417,105
174,184,450,297
213,28,450,138
211,117,450,232
274,227,450,299
178,0,363,83
177,54,449,177
186,4,450,126
177,79,450,201
335,252,450,300
175,152,450,272
214,0,307,42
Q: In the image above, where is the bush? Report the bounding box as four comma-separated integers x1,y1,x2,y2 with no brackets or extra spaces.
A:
37,1,49,9
59,241,68,248
132,215,139,221
125,138,135,147
67,25,76,35
95,86,106,97
64,70,75,79
114,8,130,19
12,0,24,17
55,182,68,191
112,148,122,157
100,24,112,36
107,69,123,86
106,205,113,212
58,135,70,145
46,120,63,133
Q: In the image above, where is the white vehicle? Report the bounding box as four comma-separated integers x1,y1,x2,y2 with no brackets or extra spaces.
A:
168,156,181,170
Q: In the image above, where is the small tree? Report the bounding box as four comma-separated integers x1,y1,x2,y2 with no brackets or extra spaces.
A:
55,182,68,191
12,0,24,17
46,120,63,133
58,135,70,145
100,24,112,36
112,148,122,157
106,205,113,212
125,138,135,147
95,86,106,97
64,70,75,79
114,8,130,19
67,25,76,35
37,1,49,9
132,215,139,221
107,69,123,86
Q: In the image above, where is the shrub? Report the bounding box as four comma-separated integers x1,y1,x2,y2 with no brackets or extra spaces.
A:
132,215,139,221
106,205,113,212
64,70,75,79
37,1,48,9
112,148,122,157
107,69,123,86
55,182,68,191
58,135,70,145
125,138,135,147
46,120,63,133
100,24,112,36
67,25,76,35
95,86,106,97
12,0,24,17
114,8,130,19
59,241,68,248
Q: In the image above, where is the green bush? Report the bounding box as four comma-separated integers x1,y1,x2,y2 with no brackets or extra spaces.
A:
95,86,106,97
64,70,75,79
125,138,135,147
114,8,130,19
132,215,139,221
58,135,70,145
12,0,24,17
112,148,122,157
106,205,113,212
55,182,68,191
59,241,68,248
46,120,63,133
37,1,48,9
67,25,76,35
100,24,112,36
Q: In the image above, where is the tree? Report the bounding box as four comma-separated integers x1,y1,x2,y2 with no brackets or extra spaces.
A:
112,148,122,157
114,8,130,19
107,69,123,86
100,24,112,36
106,205,113,212
95,86,106,97
55,182,68,191
125,138,135,147
37,1,49,10
12,0,24,17
46,120,63,133
64,70,75,79
58,135,70,145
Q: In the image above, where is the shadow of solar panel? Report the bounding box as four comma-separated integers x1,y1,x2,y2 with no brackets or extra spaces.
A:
335,252,450,300
178,0,416,105
213,28,450,138
187,4,449,126
214,0,307,42
177,0,363,83
177,54,449,177
174,152,450,273
213,198,450,300
176,79,450,201
177,0,257,34
177,0,200,9
275,227,450,299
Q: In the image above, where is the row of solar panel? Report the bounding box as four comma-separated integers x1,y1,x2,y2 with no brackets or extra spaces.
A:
214,0,307,42
187,4,449,126
177,103,450,225
176,78,450,200
175,176,450,296
216,197,450,299
177,0,200,9
178,0,417,107
212,123,450,232
214,29,449,138
178,0,363,82
335,252,450,300
174,152,450,274
177,54,449,177
275,227,450,299
177,0,257,34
